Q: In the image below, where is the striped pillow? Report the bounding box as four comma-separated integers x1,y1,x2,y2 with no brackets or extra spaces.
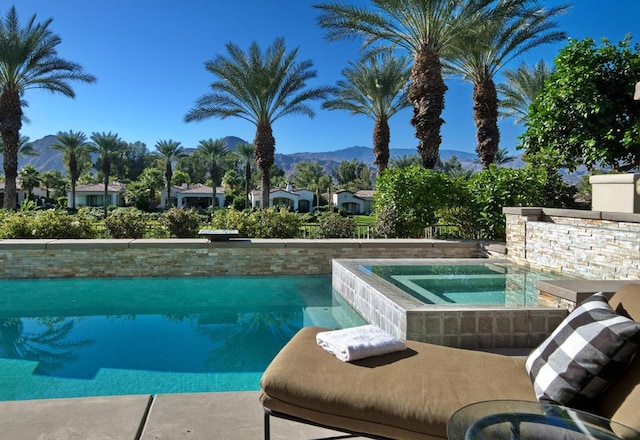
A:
525,292,640,407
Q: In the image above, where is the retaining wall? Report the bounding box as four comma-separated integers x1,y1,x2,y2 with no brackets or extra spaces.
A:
504,207,640,279
0,238,482,279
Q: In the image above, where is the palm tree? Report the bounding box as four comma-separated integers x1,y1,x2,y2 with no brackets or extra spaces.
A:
497,59,553,126
316,0,492,169
0,135,39,158
39,170,65,200
235,143,254,209
389,154,421,169
0,6,96,210
49,130,93,210
197,138,229,208
90,132,125,218
154,139,185,208
185,38,335,209
323,53,411,177
138,167,164,208
17,165,40,200
445,0,567,167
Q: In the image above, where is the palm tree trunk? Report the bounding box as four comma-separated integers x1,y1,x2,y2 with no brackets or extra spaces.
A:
103,158,110,219
473,78,500,168
165,163,172,209
254,123,275,210
0,90,23,210
70,154,78,210
244,162,251,209
373,117,390,177
409,44,446,169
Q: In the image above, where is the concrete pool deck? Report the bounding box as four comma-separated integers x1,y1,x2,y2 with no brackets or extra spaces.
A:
0,391,360,440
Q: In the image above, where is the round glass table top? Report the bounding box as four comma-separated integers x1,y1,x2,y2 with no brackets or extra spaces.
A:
447,400,640,440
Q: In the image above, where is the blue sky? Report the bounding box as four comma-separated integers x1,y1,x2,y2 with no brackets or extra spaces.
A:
10,0,640,157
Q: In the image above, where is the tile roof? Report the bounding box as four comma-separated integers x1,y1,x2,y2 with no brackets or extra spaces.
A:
74,182,126,192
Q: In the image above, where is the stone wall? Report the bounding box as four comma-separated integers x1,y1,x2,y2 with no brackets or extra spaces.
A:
0,238,482,279
504,207,640,279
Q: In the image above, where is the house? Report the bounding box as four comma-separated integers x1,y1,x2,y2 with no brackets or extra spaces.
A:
249,184,315,212
332,189,376,215
0,181,27,207
68,182,126,208
159,183,225,209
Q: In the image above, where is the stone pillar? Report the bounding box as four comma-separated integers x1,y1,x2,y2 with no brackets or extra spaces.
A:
503,207,543,264
590,174,640,213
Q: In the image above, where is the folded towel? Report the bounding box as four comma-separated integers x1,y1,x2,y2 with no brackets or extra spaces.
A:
316,325,406,362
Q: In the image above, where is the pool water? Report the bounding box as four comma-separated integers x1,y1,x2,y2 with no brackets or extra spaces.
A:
0,276,365,401
363,263,566,306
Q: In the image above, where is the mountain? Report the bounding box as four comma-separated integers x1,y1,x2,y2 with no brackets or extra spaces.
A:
18,134,485,176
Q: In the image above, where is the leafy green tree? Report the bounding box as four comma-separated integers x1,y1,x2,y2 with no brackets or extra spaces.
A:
49,130,93,210
185,38,335,209
17,165,40,199
197,138,229,208
291,161,331,209
316,0,492,168
0,6,96,209
124,141,151,182
235,142,254,209
374,166,452,237
323,53,411,176
522,36,640,171
334,159,373,190
154,139,185,208
90,132,126,218
175,152,207,185
445,0,567,167
222,169,242,191
171,170,191,186
497,59,553,125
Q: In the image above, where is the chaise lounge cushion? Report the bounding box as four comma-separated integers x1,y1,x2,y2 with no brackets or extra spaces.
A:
260,327,536,440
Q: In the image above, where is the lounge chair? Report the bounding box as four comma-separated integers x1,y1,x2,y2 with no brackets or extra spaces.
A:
259,284,640,439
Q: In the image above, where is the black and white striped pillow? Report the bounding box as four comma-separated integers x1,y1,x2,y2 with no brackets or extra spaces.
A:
525,292,640,407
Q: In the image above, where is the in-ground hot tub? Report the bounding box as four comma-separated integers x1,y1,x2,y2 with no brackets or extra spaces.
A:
332,258,573,350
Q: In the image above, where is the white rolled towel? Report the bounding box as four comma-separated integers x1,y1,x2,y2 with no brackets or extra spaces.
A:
316,324,407,362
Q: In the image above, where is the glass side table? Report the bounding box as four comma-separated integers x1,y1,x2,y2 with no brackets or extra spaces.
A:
447,400,640,440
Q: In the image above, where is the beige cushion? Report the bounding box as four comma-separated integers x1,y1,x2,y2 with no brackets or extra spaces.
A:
260,326,536,440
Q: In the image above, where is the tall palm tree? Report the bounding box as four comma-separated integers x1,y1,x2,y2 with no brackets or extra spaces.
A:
445,0,567,168
17,164,40,199
235,143,254,209
316,0,492,169
49,130,93,210
197,138,229,208
497,59,553,126
90,132,125,218
154,139,185,208
185,38,335,209
0,6,96,209
323,53,411,177
39,170,65,200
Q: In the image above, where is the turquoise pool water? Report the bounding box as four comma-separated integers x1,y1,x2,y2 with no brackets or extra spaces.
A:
0,276,365,401
363,263,566,306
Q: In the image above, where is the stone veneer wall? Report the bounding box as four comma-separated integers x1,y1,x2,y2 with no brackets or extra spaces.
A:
504,207,640,279
0,238,482,279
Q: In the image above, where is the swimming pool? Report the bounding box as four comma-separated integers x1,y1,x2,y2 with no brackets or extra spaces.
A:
360,262,564,306
0,276,365,401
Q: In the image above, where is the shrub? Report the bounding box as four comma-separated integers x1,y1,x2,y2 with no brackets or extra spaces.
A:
317,212,356,238
209,207,302,238
160,208,202,238
374,166,452,237
0,210,96,239
104,208,147,238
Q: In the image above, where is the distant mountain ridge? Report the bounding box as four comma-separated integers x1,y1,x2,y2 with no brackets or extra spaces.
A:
18,134,485,177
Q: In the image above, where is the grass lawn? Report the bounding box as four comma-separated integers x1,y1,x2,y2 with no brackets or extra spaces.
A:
353,215,376,225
